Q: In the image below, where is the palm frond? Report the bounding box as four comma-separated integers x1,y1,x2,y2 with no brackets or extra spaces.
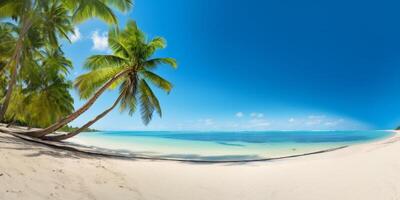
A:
0,0,27,19
72,0,117,24
142,71,173,93
138,79,154,125
119,76,138,115
74,67,123,99
84,54,128,70
103,0,133,13
140,79,161,117
143,57,177,69
146,37,166,56
41,2,74,46
108,27,129,58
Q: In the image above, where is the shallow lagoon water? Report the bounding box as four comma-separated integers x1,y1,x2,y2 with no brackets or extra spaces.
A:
69,130,394,161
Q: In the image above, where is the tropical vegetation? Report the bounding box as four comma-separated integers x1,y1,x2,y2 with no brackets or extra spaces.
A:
42,20,177,140
0,1,177,141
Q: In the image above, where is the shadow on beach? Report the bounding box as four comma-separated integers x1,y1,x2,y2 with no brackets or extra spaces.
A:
0,132,263,164
0,132,349,166
0,133,96,160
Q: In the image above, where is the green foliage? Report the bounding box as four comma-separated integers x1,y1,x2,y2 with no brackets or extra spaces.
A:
0,0,134,128
75,66,123,99
0,23,17,65
0,0,133,25
76,20,177,125
59,125,99,132
5,48,75,128
0,2,176,133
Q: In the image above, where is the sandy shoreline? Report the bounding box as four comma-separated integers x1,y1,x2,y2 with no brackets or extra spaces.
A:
1,131,400,200
12,132,349,163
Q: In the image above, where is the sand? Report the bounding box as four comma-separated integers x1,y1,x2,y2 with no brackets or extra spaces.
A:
1,131,400,200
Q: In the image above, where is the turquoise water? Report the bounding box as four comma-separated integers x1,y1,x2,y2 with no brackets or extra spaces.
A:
70,130,394,161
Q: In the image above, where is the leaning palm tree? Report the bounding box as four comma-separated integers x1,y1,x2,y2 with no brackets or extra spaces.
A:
0,0,133,121
29,20,177,140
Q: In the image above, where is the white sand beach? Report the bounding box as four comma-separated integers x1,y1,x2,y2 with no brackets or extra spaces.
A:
1,131,400,200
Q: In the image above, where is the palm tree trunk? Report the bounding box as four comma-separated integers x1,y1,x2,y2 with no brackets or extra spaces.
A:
21,69,131,138
0,58,19,121
0,16,33,121
42,91,125,141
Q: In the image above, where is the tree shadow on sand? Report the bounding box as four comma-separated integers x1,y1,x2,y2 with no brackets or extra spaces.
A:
0,133,94,159
0,133,348,165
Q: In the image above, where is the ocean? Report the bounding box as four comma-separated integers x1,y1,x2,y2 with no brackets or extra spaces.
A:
69,130,394,161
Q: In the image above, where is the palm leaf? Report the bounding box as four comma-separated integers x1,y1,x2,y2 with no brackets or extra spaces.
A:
146,37,166,56
108,27,130,58
72,0,117,24
143,57,177,69
119,76,138,115
138,79,154,125
75,66,123,99
142,71,173,93
104,0,133,13
84,54,128,70
140,79,161,117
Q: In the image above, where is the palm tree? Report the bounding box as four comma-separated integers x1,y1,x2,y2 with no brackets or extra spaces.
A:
0,22,16,71
0,23,16,99
0,0,133,121
40,20,177,140
0,19,44,121
5,47,74,128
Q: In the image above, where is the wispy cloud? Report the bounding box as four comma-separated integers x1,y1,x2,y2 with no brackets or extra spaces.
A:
323,119,344,127
131,113,368,131
91,30,109,51
247,118,270,129
235,112,244,118
305,115,326,126
69,27,81,43
250,112,264,118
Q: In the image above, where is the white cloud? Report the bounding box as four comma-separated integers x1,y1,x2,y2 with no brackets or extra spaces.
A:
324,119,344,127
305,115,325,126
69,27,81,43
247,118,270,129
147,114,367,131
91,30,109,51
303,115,346,128
235,112,244,118
250,112,264,118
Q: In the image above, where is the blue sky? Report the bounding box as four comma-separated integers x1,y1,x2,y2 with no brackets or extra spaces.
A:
63,0,400,131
